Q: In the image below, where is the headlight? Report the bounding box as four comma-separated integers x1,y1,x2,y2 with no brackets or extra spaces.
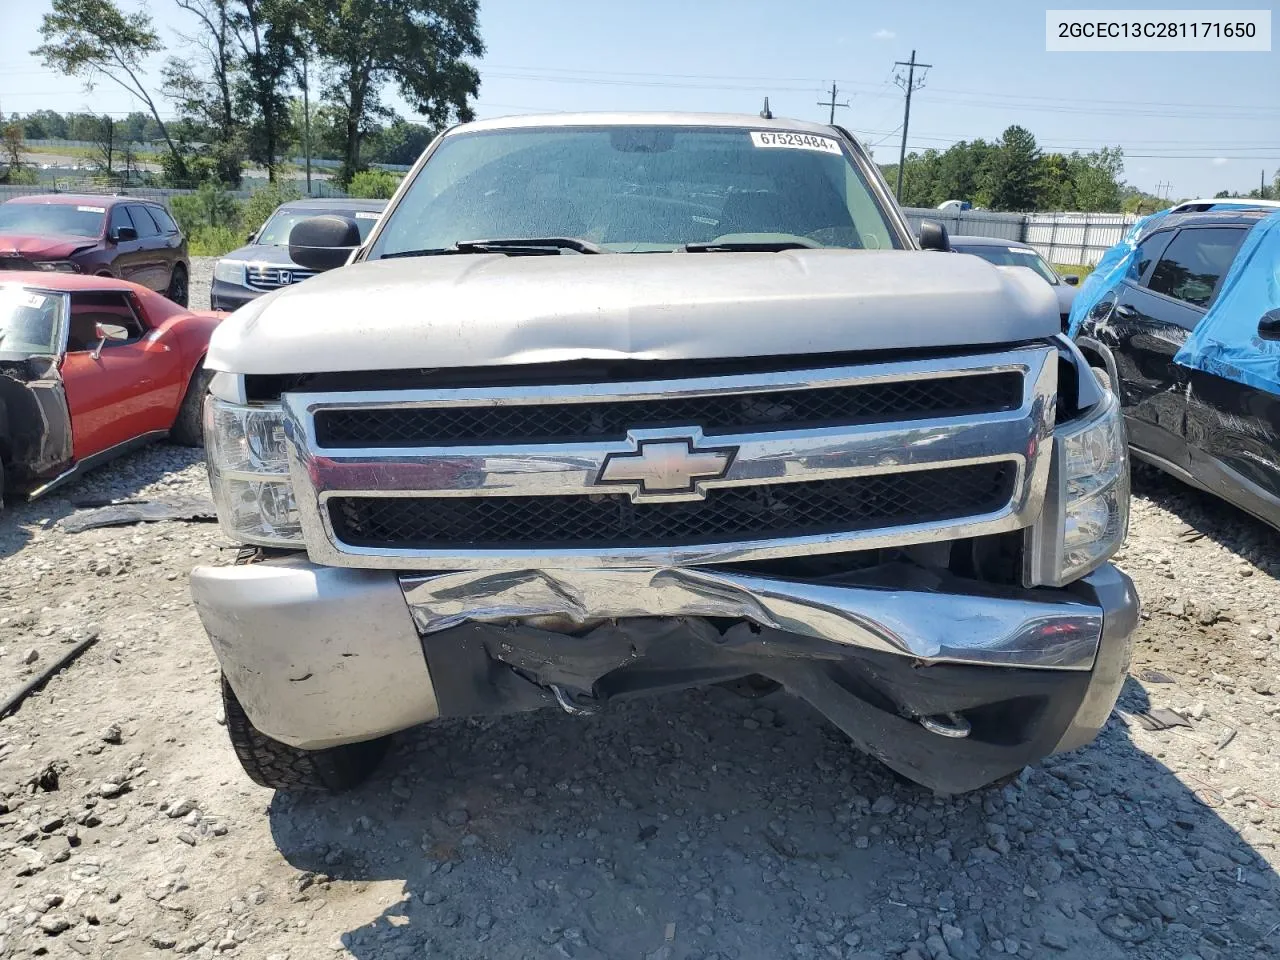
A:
1025,391,1129,587
33,261,80,273
213,259,245,284
205,396,303,546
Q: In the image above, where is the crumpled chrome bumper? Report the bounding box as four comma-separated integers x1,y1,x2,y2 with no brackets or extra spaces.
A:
399,562,1112,671
192,554,1137,770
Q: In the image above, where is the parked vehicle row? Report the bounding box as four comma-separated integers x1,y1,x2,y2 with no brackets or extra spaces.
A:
950,235,1080,329
1072,198,1280,532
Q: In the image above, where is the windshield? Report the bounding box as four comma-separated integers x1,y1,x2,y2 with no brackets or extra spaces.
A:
0,202,106,239
369,125,901,256
956,244,1059,285
256,209,382,246
0,285,66,357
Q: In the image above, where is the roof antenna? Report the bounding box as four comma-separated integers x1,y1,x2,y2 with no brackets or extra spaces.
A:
759,97,773,120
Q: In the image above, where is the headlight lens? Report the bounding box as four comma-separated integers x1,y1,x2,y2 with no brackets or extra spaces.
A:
33,260,80,273
213,259,245,284
1027,391,1129,586
205,397,303,546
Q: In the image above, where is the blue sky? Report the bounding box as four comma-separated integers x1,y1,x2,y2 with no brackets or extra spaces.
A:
2,0,1276,197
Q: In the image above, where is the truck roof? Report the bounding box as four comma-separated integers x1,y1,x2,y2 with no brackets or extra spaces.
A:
454,112,846,137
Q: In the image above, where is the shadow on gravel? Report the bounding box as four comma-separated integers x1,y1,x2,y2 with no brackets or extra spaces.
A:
268,684,1280,960
0,443,204,560
1132,463,1279,577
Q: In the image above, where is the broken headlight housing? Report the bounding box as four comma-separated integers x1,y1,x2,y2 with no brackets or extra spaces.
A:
205,396,304,546
1026,390,1129,587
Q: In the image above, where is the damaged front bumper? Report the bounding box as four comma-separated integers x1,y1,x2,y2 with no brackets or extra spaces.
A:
190,558,1138,793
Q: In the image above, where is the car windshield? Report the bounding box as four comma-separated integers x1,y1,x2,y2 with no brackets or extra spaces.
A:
256,209,382,246
369,125,901,256
0,285,66,357
0,202,106,238
957,244,1059,285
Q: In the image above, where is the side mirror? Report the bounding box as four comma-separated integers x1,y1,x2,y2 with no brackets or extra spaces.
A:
1063,274,1081,286
110,226,138,243
91,322,129,359
246,232,256,244
1260,309,1280,342
918,219,951,252
288,216,361,272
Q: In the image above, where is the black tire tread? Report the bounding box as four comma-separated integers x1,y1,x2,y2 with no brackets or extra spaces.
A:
166,264,189,307
170,367,212,447
220,675,388,792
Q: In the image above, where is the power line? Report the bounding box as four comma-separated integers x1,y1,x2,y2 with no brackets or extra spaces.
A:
817,82,849,125
893,50,932,201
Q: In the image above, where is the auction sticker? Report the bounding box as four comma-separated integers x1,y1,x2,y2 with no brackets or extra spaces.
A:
354,211,381,220
76,205,107,214
750,131,842,155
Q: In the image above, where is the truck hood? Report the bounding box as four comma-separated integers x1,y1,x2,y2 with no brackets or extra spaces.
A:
206,249,1060,375
0,234,97,260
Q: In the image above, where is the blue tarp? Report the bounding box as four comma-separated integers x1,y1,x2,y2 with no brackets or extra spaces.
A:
1068,206,1280,399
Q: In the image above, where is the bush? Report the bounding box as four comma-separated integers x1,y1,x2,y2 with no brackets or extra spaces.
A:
170,182,239,236
347,169,401,199
188,224,243,257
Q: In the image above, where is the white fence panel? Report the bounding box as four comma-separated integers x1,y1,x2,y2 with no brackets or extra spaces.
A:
902,207,1138,266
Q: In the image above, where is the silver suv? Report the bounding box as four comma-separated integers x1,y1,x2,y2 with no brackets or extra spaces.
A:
191,113,1138,795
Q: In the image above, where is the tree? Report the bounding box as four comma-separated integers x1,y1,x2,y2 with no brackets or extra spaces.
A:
164,0,246,184
1,122,24,178
310,0,483,182
35,0,187,179
91,114,115,176
232,0,303,181
982,125,1042,211
1071,147,1124,211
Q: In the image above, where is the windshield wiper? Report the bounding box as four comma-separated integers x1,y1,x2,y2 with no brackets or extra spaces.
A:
683,240,820,253
381,237,605,259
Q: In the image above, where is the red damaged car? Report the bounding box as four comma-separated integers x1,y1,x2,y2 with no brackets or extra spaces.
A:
0,194,191,307
0,273,221,505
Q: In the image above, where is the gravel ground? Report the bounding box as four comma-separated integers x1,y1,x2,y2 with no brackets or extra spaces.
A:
190,257,215,313
1,437,1279,957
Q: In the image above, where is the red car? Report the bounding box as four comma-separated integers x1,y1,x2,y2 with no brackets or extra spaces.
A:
0,273,221,504
0,194,191,306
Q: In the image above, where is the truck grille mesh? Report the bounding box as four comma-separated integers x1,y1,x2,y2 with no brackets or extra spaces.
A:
327,462,1015,550
313,373,1022,447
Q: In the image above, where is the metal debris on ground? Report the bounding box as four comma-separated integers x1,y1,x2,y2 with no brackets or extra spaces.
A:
1128,707,1193,731
1138,668,1175,684
0,631,101,719
59,497,217,533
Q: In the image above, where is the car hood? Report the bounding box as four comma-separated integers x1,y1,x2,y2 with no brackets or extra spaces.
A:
206,249,1061,375
1054,284,1078,314
0,234,97,260
218,244,299,267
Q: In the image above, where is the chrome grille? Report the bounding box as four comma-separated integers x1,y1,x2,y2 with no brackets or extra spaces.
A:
328,464,1015,550
314,372,1022,447
283,346,1058,570
245,264,316,290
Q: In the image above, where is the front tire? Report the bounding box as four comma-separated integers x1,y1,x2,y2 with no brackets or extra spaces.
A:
221,675,389,792
166,264,189,307
170,367,213,447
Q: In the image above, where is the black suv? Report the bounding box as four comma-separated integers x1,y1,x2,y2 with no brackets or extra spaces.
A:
1075,202,1279,529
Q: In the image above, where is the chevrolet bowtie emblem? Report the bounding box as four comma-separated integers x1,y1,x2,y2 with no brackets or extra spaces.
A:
596,437,737,502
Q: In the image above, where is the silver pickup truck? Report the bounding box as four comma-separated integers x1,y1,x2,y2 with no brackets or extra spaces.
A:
191,113,1138,796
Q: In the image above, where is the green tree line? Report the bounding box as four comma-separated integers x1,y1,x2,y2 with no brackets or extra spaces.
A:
880,124,1155,214
28,0,482,187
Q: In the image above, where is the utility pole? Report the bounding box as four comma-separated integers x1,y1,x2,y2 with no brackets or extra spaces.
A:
893,50,932,201
1262,169,1267,200
1155,180,1172,200
817,82,849,126
302,52,312,196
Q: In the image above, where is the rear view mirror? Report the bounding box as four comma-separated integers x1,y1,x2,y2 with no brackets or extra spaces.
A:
1260,309,1280,341
91,322,129,359
110,226,138,243
288,216,361,272
918,219,951,252
1064,275,1081,286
